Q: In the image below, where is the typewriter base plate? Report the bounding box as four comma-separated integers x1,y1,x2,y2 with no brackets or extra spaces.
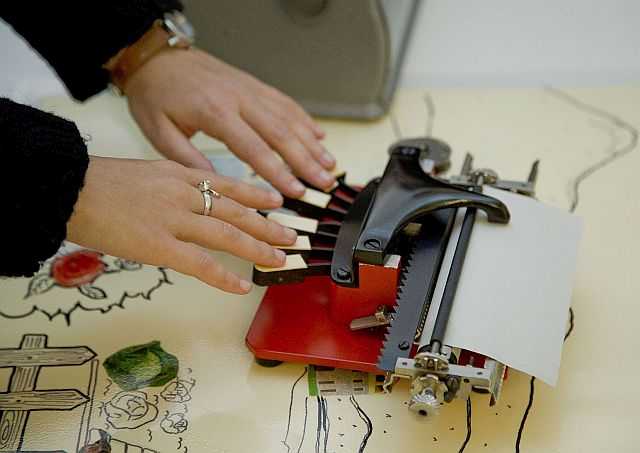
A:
246,276,387,373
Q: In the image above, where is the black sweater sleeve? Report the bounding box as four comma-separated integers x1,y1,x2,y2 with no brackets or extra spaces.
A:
1,0,183,101
0,1,183,276
0,98,88,277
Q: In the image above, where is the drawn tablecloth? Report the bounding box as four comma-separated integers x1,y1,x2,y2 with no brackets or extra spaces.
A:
1,87,639,452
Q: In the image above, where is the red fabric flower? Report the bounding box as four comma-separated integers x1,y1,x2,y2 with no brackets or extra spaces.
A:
51,250,105,287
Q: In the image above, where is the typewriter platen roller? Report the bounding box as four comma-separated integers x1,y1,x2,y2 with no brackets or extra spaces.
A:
246,137,540,415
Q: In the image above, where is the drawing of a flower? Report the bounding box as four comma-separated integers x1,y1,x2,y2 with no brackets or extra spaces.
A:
161,378,195,403
24,249,108,299
52,250,105,288
160,412,189,434
3,242,171,324
105,391,158,429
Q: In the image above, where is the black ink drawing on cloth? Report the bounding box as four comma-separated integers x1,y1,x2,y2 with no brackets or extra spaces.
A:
280,366,378,453
0,243,171,325
97,342,197,450
160,411,189,435
1,333,198,452
0,333,97,451
104,390,159,430
513,88,637,453
160,378,195,404
82,427,160,453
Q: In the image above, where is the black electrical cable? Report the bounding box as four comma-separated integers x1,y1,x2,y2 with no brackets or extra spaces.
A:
283,367,308,453
516,87,637,452
458,397,472,452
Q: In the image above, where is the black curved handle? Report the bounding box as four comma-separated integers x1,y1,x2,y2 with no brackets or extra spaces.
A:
354,146,510,265
329,179,379,287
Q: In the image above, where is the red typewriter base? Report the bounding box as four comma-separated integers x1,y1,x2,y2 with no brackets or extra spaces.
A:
246,271,499,377
246,277,389,373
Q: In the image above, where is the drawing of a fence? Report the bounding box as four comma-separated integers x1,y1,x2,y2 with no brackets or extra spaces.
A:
0,334,96,451
110,438,158,453
87,429,158,453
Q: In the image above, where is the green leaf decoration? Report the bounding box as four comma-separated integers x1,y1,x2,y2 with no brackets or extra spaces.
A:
24,273,56,299
115,258,143,271
79,285,107,299
103,341,179,391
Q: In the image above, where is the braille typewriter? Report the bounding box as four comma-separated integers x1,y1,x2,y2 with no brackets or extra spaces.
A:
246,137,542,415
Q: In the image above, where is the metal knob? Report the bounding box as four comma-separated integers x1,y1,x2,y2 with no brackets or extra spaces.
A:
409,389,439,416
409,374,447,416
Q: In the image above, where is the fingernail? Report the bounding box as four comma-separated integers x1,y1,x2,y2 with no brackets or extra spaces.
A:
269,191,283,205
321,151,336,167
319,170,334,185
291,180,306,195
285,227,297,242
275,249,286,262
240,280,252,292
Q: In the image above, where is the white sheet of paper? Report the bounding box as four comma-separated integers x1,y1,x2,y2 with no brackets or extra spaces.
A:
442,188,582,386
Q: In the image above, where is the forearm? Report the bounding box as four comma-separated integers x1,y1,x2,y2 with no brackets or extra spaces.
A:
0,98,88,276
0,0,182,101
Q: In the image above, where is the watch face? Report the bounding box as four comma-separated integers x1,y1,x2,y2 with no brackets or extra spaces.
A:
164,11,195,45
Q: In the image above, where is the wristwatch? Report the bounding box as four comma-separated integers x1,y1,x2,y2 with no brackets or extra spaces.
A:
105,11,195,94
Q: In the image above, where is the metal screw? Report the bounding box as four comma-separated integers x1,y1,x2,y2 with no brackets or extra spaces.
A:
471,168,498,185
364,238,381,250
400,147,418,156
398,341,410,350
336,266,351,280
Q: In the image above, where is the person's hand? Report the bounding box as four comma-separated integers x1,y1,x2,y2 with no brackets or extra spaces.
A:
124,48,336,198
67,156,297,294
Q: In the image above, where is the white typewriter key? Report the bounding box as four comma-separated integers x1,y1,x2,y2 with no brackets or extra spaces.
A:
267,212,319,233
323,169,346,192
299,188,331,208
254,254,308,272
277,236,312,251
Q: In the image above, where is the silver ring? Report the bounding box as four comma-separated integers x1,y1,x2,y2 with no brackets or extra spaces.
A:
197,179,221,216
201,190,212,216
198,179,213,193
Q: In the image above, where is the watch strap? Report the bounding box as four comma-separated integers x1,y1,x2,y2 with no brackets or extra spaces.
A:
105,19,188,94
